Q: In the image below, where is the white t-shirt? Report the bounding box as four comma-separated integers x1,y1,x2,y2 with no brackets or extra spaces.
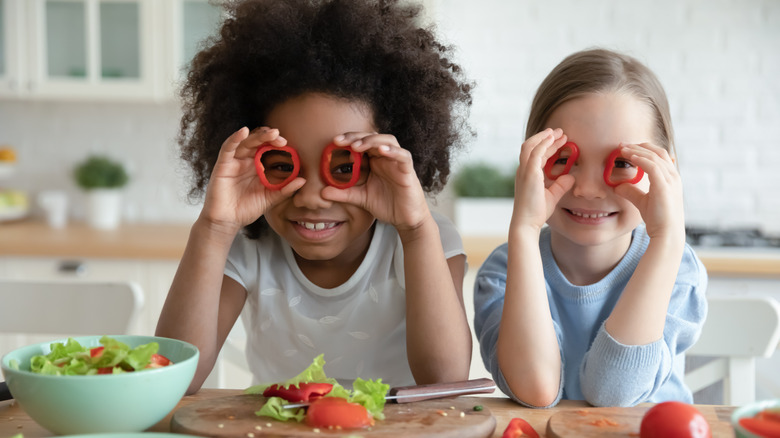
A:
224,212,464,387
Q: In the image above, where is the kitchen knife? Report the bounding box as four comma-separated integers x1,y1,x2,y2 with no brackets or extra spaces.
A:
283,377,496,409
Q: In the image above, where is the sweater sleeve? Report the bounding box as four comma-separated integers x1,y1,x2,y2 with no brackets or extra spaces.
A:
579,245,709,406
473,243,565,408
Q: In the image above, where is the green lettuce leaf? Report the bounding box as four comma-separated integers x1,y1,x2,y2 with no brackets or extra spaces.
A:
27,336,161,375
255,396,306,422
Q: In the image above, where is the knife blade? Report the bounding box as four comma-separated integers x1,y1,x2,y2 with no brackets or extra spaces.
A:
282,377,496,409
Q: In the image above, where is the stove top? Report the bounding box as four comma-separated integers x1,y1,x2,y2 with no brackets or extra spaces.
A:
685,227,780,248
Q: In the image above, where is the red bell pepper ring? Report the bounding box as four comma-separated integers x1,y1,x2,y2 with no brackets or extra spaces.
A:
320,142,363,189
254,144,301,190
501,417,539,438
543,142,579,180
262,382,334,403
603,147,644,187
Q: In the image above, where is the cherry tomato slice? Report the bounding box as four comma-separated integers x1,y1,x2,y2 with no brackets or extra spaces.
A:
90,346,104,358
501,417,539,438
254,144,301,190
262,382,334,403
543,142,579,180
320,142,363,189
145,353,172,369
640,401,711,438
603,147,644,187
304,397,374,429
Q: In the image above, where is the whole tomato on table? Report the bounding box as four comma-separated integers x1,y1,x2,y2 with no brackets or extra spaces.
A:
640,401,711,438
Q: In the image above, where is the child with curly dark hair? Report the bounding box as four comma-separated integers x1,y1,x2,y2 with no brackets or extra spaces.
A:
156,0,474,393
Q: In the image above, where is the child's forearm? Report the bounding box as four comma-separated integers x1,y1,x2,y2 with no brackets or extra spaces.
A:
399,214,472,384
155,217,240,392
498,226,561,407
605,234,685,345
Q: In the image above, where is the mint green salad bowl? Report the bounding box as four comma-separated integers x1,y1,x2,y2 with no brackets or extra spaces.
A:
1,335,199,435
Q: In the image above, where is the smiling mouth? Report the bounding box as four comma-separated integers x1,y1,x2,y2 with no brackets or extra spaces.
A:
296,221,339,231
566,209,615,219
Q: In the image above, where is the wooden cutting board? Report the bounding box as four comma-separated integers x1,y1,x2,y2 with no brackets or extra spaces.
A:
546,405,734,437
171,394,496,437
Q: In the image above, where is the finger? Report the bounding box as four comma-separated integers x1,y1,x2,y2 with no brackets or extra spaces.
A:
519,128,555,162
321,184,365,206
332,131,380,147
234,128,287,159
548,174,575,200
613,183,647,207
219,127,250,158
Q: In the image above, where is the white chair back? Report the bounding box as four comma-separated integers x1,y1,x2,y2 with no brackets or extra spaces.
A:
685,295,780,406
0,279,144,336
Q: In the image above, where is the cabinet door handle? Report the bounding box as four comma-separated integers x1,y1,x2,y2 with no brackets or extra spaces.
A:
58,260,87,276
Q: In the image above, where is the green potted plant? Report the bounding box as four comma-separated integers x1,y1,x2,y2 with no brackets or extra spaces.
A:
451,162,515,236
73,155,129,229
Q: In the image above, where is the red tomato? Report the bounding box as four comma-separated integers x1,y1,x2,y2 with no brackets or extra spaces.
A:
97,367,114,374
90,346,104,358
304,397,374,429
145,353,173,369
501,417,539,438
640,401,711,438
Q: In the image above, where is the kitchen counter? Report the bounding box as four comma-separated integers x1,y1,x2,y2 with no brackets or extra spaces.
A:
463,236,780,278
0,389,737,437
1,220,778,276
0,220,191,260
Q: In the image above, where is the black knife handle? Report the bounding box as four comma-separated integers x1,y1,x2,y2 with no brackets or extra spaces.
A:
0,381,12,401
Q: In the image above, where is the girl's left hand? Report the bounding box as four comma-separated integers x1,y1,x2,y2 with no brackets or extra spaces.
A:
321,132,429,231
612,143,685,241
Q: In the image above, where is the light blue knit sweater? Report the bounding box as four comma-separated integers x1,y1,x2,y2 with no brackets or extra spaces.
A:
473,225,708,407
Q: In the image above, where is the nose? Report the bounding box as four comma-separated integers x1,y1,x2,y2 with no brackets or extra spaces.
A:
569,165,607,200
292,170,333,210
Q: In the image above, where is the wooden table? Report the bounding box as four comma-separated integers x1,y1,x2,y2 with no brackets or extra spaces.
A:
0,389,736,437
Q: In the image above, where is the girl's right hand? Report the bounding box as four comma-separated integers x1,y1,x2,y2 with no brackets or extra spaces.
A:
511,128,573,231
199,127,304,235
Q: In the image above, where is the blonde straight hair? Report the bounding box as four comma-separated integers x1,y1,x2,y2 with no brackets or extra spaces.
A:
526,48,676,158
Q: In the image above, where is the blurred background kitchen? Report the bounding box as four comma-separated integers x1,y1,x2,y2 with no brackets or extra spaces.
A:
1,0,779,398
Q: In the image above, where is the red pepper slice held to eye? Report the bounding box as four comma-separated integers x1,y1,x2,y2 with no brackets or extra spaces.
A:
262,382,334,403
254,144,301,190
501,417,539,438
603,148,644,187
320,142,362,189
543,142,579,180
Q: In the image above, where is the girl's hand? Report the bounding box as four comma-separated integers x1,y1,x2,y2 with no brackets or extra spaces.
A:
321,132,429,231
200,127,304,234
613,143,685,241
511,128,573,231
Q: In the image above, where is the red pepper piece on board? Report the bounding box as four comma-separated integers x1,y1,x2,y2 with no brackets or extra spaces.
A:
320,142,363,189
740,416,780,438
254,144,301,190
262,382,334,403
543,142,579,180
501,417,539,438
603,147,644,187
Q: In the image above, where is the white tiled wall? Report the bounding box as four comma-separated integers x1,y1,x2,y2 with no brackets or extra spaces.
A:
1,0,778,233
431,0,780,234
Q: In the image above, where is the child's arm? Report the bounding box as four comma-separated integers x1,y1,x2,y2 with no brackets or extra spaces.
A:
323,132,471,383
497,129,573,407
603,143,686,344
156,127,303,393
580,143,698,406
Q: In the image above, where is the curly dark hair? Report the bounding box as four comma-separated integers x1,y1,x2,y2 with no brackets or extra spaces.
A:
178,0,473,236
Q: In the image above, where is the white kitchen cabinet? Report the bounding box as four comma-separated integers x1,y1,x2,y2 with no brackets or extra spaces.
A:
0,0,26,97
0,0,222,101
